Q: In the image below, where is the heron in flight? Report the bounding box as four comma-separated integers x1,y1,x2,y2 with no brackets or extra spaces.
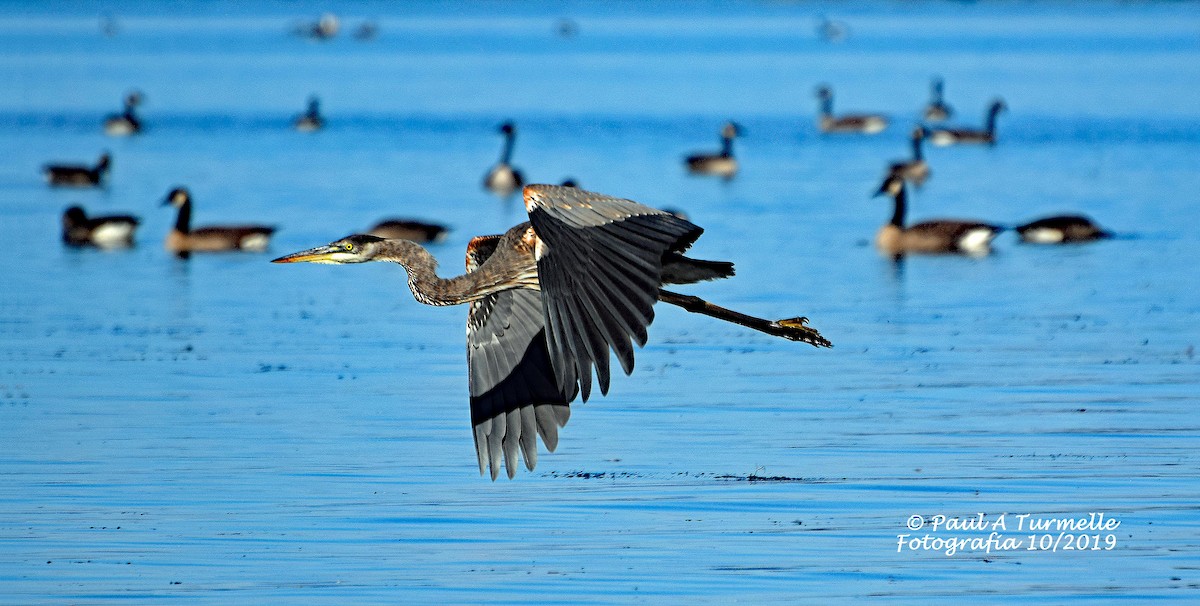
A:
273,185,831,479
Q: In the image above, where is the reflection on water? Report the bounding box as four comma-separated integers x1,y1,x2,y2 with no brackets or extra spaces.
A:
1,1,1198,602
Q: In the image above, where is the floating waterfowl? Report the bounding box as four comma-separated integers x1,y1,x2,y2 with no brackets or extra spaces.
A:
483,121,525,197
293,96,324,132
928,99,1006,146
162,187,275,255
104,91,142,136
816,85,888,134
1015,215,1110,244
873,170,1001,257
44,152,110,187
62,206,139,248
367,219,449,243
923,78,954,122
890,127,930,188
684,121,742,179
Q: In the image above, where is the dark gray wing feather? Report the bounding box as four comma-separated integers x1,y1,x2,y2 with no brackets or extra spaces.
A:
468,287,573,480
524,184,701,402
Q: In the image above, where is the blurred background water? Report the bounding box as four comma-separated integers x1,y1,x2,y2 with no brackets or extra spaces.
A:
1,1,1198,602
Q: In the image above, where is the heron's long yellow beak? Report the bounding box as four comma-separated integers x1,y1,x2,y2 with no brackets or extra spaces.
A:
271,244,341,264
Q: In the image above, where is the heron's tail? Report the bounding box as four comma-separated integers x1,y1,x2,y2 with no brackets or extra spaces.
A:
661,253,735,285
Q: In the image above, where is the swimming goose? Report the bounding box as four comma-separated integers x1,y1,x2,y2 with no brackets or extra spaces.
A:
62,206,139,248
816,86,888,134
483,121,525,196
104,91,142,136
684,121,742,179
162,187,275,255
367,219,449,243
923,78,954,122
874,170,1001,257
889,127,930,188
1015,214,1110,244
928,99,1006,146
44,152,111,187
293,96,324,132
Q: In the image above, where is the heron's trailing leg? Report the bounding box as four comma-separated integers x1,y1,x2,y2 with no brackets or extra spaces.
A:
658,290,832,348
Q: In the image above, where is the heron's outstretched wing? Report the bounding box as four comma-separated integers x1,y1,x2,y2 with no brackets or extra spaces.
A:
466,236,573,480
523,184,702,401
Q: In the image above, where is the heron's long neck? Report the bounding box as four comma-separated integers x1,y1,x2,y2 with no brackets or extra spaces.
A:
377,239,504,307
890,185,907,228
174,200,191,233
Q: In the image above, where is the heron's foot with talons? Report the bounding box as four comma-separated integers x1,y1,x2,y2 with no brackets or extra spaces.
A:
770,317,832,348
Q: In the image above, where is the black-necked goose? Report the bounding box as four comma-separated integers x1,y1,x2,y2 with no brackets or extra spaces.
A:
293,96,324,132
890,127,930,188
928,99,1006,146
874,170,1001,257
44,152,110,187
162,187,275,255
103,91,142,136
483,121,525,196
684,121,742,179
1015,215,1110,244
816,85,888,134
923,78,954,122
367,219,450,244
62,206,139,248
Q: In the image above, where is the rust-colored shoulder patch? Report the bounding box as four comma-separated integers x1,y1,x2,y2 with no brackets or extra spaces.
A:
465,234,503,271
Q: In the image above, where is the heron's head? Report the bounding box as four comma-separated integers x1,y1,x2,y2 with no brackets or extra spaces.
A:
271,234,387,265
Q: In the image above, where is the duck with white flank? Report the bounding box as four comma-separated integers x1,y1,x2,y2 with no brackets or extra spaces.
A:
62,206,139,248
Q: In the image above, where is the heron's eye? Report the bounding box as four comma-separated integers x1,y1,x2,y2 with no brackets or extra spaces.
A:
343,242,354,252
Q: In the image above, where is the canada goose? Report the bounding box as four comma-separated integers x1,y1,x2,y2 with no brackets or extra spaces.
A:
293,96,324,132
928,99,1006,146
923,78,954,122
684,121,742,179
874,170,1001,257
103,91,142,136
816,86,888,134
44,152,110,187
890,127,930,188
162,187,275,255
366,219,449,244
1015,215,1110,244
62,206,139,248
483,121,525,196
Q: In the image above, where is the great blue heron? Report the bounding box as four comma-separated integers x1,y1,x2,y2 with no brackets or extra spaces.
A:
684,121,742,180
1015,215,1110,244
928,99,1007,146
815,85,888,134
874,170,1001,257
274,184,831,480
162,187,275,255
923,77,954,122
44,152,111,187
